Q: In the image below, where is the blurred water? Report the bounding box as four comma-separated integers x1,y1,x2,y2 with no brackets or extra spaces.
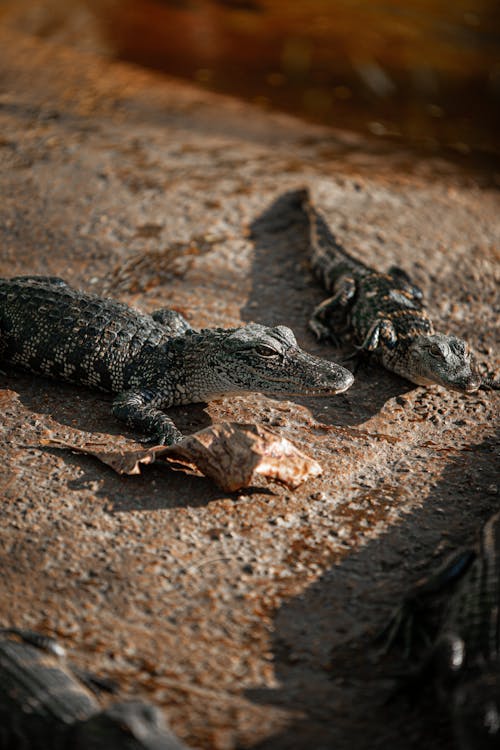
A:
3,0,500,159
89,0,500,158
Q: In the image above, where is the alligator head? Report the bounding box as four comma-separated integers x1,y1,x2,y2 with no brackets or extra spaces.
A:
391,333,481,392
181,323,354,401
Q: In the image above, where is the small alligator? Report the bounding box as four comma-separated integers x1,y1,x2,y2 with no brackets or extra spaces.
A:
0,276,354,444
298,189,482,392
380,511,500,749
0,628,189,749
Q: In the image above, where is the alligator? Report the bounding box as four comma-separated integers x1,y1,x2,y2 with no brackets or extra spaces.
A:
297,189,482,392
0,276,354,444
380,511,500,749
0,627,189,749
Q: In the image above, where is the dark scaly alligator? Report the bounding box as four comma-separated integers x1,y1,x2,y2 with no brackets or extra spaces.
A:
298,189,483,392
0,628,190,749
380,511,500,749
0,276,354,444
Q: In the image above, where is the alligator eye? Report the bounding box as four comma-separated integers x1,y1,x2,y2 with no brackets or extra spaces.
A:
429,343,443,357
254,345,278,357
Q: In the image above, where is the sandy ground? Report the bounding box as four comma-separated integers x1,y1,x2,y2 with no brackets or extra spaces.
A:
0,26,499,750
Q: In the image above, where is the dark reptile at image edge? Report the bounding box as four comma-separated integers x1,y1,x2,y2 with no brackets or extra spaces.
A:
380,511,500,750
0,628,189,749
0,275,353,444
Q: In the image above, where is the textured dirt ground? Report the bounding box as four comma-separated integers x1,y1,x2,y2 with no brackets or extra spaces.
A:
0,26,499,750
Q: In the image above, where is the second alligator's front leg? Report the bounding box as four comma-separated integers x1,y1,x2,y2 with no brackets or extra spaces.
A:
359,318,398,352
309,302,341,343
309,277,356,345
387,266,424,301
112,390,183,445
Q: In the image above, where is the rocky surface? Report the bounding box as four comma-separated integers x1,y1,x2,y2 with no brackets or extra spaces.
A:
0,26,498,750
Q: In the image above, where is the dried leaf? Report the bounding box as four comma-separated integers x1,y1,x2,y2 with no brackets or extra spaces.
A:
40,422,322,491
162,422,322,491
39,438,158,475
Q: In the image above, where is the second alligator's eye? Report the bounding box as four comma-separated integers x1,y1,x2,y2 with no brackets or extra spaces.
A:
255,345,278,357
429,343,443,357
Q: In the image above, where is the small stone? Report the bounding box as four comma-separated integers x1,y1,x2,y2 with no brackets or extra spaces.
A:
310,491,326,501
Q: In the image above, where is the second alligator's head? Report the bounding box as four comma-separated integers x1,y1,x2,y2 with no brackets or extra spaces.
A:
164,323,354,403
390,332,481,393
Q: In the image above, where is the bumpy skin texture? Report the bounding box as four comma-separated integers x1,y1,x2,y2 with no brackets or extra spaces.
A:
300,189,482,392
0,630,189,750
0,276,354,444
382,512,500,750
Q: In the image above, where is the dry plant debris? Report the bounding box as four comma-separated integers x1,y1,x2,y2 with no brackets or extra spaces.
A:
41,422,322,491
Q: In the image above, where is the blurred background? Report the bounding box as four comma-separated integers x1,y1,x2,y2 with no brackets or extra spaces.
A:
1,0,499,160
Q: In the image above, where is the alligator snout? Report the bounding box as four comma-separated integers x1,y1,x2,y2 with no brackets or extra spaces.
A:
287,349,354,396
448,361,482,394
463,376,482,393
309,362,354,395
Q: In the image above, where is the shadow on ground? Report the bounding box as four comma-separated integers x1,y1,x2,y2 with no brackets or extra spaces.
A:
69,466,233,513
3,372,238,511
242,191,413,428
245,431,499,750
4,373,213,439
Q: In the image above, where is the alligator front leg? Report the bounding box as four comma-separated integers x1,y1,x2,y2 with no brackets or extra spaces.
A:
309,276,356,343
112,390,183,445
387,266,424,301
360,318,398,352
